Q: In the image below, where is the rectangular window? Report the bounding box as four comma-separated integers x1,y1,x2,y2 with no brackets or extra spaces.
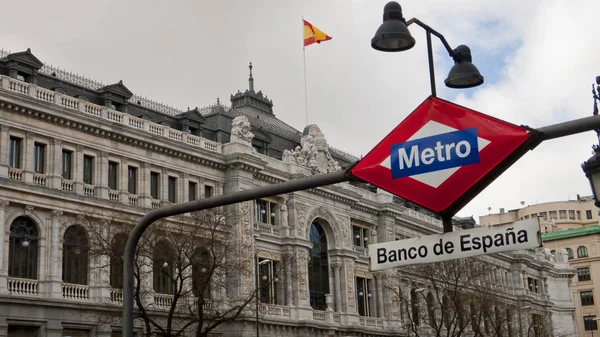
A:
204,185,213,198
577,211,581,220
584,315,598,331
578,267,592,282
188,181,197,201
581,291,595,306
527,277,539,293
559,210,567,219
549,211,557,220
587,210,593,220
353,226,370,248
539,212,548,221
569,210,575,220
108,161,118,190
258,258,279,304
168,176,177,203
128,166,137,194
255,199,277,224
150,172,160,199
83,155,94,185
530,214,537,219
62,150,73,180
356,277,373,317
33,142,46,173
8,136,22,168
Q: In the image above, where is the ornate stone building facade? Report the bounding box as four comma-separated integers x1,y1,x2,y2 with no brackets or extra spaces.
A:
0,49,577,337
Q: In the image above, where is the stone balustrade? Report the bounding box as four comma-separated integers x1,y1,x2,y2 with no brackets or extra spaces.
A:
62,283,89,300
7,277,38,296
0,75,222,154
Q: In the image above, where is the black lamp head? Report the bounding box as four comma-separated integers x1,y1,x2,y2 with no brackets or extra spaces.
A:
371,1,415,52
445,45,484,89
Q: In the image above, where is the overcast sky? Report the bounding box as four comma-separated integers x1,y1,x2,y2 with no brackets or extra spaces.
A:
3,0,600,222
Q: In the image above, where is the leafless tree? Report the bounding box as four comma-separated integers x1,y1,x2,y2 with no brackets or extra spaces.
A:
78,205,290,337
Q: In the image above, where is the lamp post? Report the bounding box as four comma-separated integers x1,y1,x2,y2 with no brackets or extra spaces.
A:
371,1,484,97
582,76,600,206
255,245,271,337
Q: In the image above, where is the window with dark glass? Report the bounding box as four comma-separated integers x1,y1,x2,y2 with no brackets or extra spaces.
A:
110,234,127,288
62,225,88,285
153,241,174,294
255,199,277,224
204,185,213,198
527,277,539,293
62,149,73,180
308,222,329,310
150,172,160,199
127,166,137,194
581,290,594,306
258,258,279,304
578,267,591,282
188,181,197,201
566,248,574,260
353,226,369,248
33,143,46,174
539,212,548,221
549,211,557,220
559,210,567,219
587,210,593,219
8,136,22,168
168,176,177,203
108,161,118,190
569,210,575,219
8,217,39,279
83,155,94,185
192,248,211,299
584,315,598,331
356,277,373,317
578,246,589,258
411,289,420,326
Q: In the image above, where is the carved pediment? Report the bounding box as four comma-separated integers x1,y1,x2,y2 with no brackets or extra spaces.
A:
98,80,134,100
2,48,44,70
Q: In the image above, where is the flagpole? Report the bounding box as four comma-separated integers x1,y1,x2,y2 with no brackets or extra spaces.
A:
302,16,309,127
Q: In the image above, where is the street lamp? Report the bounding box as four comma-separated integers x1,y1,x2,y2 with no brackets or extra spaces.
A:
582,76,600,207
255,239,271,337
371,1,484,96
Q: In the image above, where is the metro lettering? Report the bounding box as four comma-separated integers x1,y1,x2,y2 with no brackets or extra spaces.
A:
391,128,480,179
376,245,429,264
459,228,528,253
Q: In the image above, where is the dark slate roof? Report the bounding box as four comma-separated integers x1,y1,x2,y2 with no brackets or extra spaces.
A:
226,106,302,142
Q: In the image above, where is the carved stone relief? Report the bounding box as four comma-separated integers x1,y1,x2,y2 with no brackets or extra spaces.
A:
346,259,355,306
230,116,254,143
282,124,341,175
296,204,308,237
297,250,308,300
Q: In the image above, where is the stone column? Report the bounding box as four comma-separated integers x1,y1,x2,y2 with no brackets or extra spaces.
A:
375,272,385,318
0,200,9,294
74,145,84,195
161,168,169,202
284,251,293,306
49,139,63,189
0,125,9,177
181,172,189,203
120,157,129,204
332,262,342,312
46,210,63,298
97,151,109,199
23,132,34,183
342,258,354,313
140,163,151,208
45,320,63,337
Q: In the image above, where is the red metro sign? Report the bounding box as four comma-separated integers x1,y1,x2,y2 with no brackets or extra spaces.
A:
348,96,532,215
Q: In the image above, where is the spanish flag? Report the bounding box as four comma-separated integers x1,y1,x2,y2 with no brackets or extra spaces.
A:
303,19,332,47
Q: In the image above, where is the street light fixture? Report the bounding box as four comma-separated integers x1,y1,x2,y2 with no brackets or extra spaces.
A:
582,76,600,207
371,1,484,96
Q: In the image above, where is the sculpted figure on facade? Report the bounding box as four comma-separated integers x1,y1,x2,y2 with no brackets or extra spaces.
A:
297,250,308,300
346,260,355,306
230,115,254,143
282,124,341,175
295,204,308,237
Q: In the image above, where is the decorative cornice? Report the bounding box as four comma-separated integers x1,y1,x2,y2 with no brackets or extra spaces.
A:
0,98,227,171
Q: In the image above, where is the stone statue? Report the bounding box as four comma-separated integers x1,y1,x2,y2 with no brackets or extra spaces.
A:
282,124,341,174
230,116,254,143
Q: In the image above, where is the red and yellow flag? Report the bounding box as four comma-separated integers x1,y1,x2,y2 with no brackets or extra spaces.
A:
303,19,332,47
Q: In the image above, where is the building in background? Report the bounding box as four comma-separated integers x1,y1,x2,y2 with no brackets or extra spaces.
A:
0,48,577,337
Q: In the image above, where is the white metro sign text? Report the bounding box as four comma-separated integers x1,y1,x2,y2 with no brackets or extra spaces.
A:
368,219,541,271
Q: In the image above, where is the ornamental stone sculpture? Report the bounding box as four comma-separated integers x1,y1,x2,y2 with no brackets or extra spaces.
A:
283,124,341,174
230,116,254,144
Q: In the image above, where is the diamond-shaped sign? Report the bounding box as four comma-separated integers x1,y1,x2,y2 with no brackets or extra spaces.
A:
348,96,531,215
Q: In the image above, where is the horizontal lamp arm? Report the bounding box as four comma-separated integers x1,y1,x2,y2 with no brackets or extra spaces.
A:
406,17,456,58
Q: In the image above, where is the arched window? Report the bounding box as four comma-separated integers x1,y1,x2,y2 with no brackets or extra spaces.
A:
578,246,589,258
192,248,211,299
9,217,39,279
110,233,128,288
153,240,174,294
62,225,89,285
308,222,329,310
442,295,451,329
426,292,435,324
566,248,574,260
411,289,420,326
